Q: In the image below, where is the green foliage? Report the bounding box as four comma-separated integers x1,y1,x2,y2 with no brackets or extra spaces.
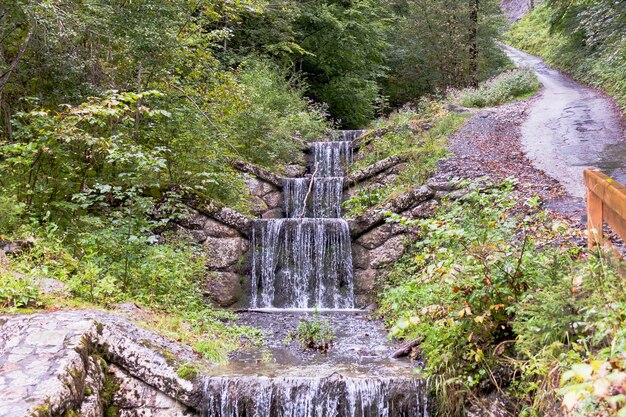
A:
343,101,464,217
453,68,541,108
506,1,626,113
176,362,199,381
382,0,510,107
0,194,25,235
0,273,39,308
286,311,334,352
379,179,626,415
230,59,327,166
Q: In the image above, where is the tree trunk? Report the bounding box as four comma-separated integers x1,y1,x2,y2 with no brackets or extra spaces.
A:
0,30,32,93
469,0,479,88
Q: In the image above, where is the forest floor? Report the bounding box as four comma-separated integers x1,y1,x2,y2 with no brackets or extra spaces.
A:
439,101,583,221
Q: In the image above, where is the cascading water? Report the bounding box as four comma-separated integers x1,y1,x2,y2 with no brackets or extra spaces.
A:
203,131,427,417
250,219,353,309
203,376,427,417
283,177,344,218
312,141,353,177
250,139,353,309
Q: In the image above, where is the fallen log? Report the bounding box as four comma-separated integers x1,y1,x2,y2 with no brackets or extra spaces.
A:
391,337,424,359
344,154,409,189
230,159,284,188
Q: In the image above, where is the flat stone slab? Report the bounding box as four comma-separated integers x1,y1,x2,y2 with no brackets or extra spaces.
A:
0,310,204,417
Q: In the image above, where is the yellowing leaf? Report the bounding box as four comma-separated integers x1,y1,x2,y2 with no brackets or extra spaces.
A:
562,390,582,411
592,378,610,398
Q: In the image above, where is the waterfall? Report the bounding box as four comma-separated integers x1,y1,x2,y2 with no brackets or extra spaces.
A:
212,134,428,417
250,140,354,309
250,219,354,309
283,177,344,218
334,130,368,142
203,376,428,417
313,141,353,177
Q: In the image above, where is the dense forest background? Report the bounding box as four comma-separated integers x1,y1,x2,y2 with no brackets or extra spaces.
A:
0,0,508,220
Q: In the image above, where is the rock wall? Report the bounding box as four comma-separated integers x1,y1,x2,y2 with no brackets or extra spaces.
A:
173,165,290,308
173,148,459,309
0,310,204,417
347,175,457,306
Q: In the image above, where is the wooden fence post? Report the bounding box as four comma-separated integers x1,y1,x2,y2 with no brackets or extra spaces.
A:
587,180,604,247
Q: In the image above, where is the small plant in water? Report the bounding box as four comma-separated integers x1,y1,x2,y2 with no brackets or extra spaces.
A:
285,309,334,353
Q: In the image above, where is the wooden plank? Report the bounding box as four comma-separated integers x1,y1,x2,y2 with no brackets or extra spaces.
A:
587,184,604,247
604,203,626,245
584,168,626,249
584,169,626,220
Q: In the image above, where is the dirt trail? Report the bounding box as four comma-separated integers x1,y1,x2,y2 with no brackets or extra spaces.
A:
502,44,626,200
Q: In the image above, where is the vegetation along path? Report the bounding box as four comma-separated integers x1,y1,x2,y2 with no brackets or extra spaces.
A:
502,44,626,200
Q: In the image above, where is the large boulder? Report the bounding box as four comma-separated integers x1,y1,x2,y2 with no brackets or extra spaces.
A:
205,272,242,307
369,235,406,269
0,310,204,417
203,237,248,269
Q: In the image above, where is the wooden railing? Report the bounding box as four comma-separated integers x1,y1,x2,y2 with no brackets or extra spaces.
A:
584,168,626,249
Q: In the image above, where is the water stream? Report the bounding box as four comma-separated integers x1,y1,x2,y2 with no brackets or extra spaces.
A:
203,131,427,416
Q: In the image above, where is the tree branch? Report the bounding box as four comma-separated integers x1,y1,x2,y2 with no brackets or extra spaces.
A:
0,29,32,92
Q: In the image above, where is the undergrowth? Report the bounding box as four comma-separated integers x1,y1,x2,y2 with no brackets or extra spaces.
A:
0,201,261,363
379,179,626,416
452,68,541,108
285,310,334,353
343,101,465,217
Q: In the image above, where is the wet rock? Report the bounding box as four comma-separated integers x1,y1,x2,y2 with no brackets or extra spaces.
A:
351,244,370,269
109,364,197,417
203,237,248,269
262,208,284,219
35,277,70,297
263,191,283,209
369,235,406,269
205,272,242,307
354,269,377,292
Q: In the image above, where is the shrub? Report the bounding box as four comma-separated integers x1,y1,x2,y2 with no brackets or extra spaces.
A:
0,194,26,235
455,68,541,108
286,311,334,352
0,273,39,308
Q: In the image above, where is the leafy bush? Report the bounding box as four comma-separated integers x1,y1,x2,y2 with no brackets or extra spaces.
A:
286,311,334,353
231,59,329,167
454,68,541,108
0,273,39,308
379,179,626,415
344,101,463,217
0,195,25,235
